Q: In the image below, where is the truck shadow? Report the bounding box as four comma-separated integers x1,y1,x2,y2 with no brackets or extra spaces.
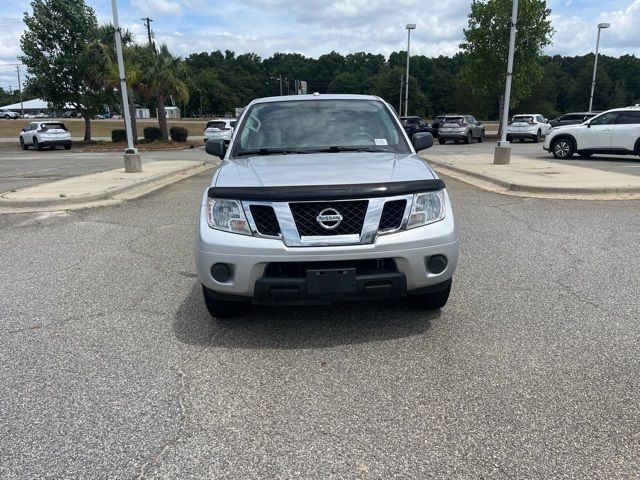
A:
173,283,439,350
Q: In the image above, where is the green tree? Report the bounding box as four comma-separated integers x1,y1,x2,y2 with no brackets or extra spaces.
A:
20,0,106,141
460,0,554,133
136,44,189,140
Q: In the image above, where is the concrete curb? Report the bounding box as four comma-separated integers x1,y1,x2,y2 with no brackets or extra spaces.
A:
0,162,213,211
425,157,640,197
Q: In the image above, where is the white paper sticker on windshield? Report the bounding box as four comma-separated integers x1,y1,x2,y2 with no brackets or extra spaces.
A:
374,138,388,145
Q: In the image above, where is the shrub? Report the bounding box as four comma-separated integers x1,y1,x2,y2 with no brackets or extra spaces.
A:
111,129,127,143
143,126,163,141
169,126,188,142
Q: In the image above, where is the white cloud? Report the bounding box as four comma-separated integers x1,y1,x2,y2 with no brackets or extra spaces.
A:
130,0,183,16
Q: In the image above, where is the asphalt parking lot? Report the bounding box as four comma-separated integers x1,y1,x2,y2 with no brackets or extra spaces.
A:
1,139,638,195
0,147,211,193
1,172,639,478
432,138,640,175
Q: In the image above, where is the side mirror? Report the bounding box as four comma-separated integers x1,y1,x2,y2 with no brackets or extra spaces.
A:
205,138,226,158
21,128,25,132
412,132,433,151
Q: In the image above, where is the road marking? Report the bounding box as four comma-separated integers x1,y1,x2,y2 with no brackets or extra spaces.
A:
11,165,73,175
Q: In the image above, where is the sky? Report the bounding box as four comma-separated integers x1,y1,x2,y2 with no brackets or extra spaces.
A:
1,0,639,92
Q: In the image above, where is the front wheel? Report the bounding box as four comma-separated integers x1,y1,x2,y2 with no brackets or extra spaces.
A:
20,137,27,150
64,144,71,150
202,285,246,318
409,281,452,310
438,138,446,145
478,131,484,143
464,131,472,144
551,138,575,159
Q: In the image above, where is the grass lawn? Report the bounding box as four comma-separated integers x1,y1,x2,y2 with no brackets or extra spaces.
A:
0,118,208,139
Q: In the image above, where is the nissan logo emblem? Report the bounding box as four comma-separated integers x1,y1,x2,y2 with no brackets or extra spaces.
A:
316,208,343,230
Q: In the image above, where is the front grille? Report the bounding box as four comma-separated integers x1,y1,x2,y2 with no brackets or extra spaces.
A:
250,205,281,236
378,200,407,232
289,200,368,236
264,259,397,278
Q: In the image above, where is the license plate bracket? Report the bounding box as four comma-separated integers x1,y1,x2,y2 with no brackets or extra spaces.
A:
306,268,356,295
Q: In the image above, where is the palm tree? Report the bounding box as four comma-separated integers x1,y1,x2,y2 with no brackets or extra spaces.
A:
84,25,140,144
136,44,189,141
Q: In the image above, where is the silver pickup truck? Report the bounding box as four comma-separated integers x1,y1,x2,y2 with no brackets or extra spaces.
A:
195,94,459,317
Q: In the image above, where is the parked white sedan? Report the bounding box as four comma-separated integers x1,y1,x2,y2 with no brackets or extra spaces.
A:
19,121,72,150
506,114,551,143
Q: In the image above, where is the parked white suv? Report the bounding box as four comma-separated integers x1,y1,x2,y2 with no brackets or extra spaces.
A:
19,121,72,150
196,94,458,317
203,119,236,142
544,107,640,159
506,114,551,143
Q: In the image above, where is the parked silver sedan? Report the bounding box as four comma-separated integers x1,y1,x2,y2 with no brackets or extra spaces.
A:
437,115,485,144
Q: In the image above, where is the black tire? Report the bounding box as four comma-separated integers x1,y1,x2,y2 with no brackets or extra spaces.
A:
202,284,246,318
533,130,541,143
64,144,71,150
454,139,459,144
464,131,472,144
19,137,27,150
506,135,512,142
33,137,42,151
478,130,484,143
438,138,446,145
551,137,575,159
409,281,452,310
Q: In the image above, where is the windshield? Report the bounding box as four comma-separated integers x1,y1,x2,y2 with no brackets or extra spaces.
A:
232,99,409,156
42,122,67,131
206,121,229,130
443,117,464,124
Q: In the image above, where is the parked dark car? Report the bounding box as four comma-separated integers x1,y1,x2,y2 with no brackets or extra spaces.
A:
548,112,600,128
400,116,431,137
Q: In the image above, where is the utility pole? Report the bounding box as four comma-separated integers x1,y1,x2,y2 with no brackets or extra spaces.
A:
279,73,283,96
141,17,153,45
589,23,611,113
16,65,24,117
8,83,13,104
398,74,403,115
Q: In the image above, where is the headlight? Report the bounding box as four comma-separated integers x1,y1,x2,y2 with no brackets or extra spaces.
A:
407,190,446,228
206,198,251,235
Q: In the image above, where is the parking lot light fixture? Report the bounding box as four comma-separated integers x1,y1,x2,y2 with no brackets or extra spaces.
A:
494,0,518,165
588,23,611,113
111,0,141,172
404,24,416,117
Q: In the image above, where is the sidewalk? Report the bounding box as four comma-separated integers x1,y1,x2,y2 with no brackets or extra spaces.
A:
0,160,213,212
422,153,640,200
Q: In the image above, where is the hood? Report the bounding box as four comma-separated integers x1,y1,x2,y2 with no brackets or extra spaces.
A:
213,152,436,188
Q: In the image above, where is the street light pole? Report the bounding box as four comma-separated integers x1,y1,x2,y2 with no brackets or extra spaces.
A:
589,23,610,113
111,0,141,172
398,74,403,115
494,0,518,165
16,65,24,118
404,24,416,117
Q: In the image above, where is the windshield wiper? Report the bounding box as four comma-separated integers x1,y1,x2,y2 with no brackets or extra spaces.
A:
303,146,389,154
235,148,299,157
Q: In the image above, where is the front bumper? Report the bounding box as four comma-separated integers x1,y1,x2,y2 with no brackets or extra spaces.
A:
195,193,459,302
